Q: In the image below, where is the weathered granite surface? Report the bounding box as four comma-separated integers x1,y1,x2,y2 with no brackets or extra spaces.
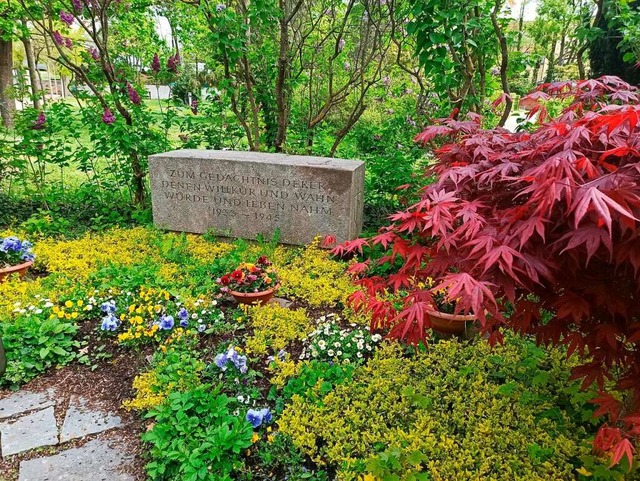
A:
0,407,58,457
18,439,134,481
0,390,55,420
60,396,122,442
149,150,365,245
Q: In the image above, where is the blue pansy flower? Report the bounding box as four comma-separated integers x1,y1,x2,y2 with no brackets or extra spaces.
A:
101,301,116,314
177,307,189,327
197,323,206,333
234,355,248,374
246,409,264,428
159,314,174,330
101,313,119,331
226,346,239,364
259,408,272,424
214,353,228,369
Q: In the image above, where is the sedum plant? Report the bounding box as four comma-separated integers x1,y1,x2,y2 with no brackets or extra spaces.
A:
336,76,640,465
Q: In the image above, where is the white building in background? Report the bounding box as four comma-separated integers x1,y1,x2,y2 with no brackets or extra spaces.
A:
146,84,172,100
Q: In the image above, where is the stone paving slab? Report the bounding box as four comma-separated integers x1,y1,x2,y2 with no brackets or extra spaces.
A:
18,439,134,481
0,407,58,457
0,390,55,420
60,396,122,442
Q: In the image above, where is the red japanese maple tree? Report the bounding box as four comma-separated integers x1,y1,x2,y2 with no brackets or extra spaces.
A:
336,76,640,465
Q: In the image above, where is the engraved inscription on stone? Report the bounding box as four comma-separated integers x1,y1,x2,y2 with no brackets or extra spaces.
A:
149,150,365,245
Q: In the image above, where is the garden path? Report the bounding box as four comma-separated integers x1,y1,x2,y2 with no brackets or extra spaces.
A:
0,389,134,480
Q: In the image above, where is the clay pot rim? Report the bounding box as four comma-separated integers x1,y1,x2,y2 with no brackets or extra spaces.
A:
426,307,477,322
228,283,280,298
0,260,34,274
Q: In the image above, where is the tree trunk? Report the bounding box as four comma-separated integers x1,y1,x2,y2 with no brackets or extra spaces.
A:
274,13,290,152
545,38,557,82
22,39,40,108
491,0,512,127
517,0,526,51
21,20,41,109
0,38,15,128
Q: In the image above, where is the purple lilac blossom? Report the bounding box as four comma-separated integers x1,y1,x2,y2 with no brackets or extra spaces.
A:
102,108,116,124
88,47,100,60
72,0,83,11
64,38,73,48
151,53,161,73
167,54,180,73
127,83,141,105
159,315,174,330
60,10,75,26
52,31,64,46
190,99,198,115
32,112,46,130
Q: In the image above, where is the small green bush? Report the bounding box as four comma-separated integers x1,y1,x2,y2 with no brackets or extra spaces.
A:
1,316,79,389
143,384,254,481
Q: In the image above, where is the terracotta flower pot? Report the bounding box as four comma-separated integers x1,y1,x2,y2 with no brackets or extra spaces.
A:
0,261,33,283
229,284,279,305
427,308,477,336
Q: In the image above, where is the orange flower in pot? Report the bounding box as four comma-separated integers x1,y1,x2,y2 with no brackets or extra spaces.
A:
218,256,280,305
0,236,35,283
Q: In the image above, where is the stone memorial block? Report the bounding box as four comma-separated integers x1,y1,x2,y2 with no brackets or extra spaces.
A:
149,150,365,245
